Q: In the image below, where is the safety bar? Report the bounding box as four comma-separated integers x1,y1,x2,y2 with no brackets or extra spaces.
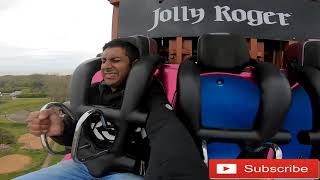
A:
40,102,75,155
71,109,106,163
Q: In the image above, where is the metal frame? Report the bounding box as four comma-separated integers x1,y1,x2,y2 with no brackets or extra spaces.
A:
71,109,107,163
40,102,75,155
202,140,208,166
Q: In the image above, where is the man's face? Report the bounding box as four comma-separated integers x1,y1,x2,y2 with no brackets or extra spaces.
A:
101,47,131,89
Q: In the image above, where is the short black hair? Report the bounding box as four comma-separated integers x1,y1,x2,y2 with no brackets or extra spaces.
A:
102,39,140,62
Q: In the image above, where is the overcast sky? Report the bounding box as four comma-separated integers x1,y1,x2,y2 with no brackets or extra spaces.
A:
0,0,113,75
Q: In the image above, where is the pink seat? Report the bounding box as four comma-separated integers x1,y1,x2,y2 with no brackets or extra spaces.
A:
63,153,72,160
91,64,180,106
92,70,103,84
155,64,179,107
63,64,275,161
60,65,179,160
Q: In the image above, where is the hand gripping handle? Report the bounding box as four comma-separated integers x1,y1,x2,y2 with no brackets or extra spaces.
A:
40,102,75,155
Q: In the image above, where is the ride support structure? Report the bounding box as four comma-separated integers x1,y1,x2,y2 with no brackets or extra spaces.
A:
108,0,306,67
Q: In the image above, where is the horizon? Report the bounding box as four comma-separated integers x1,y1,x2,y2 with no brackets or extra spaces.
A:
0,0,112,75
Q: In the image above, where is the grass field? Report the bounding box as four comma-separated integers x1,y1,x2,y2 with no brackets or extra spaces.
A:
0,98,50,115
0,98,64,180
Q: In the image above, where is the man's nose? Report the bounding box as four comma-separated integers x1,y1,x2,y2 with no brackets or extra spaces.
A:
102,60,112,68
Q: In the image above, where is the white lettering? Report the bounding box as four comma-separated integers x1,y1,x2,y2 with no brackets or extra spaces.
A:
148,6,205,31
160,9,172,22
214,5,291,27
148,5,292,31
247,10,263,26
263,12,277,24
301,167,308,173
173,6,180,21
181,6,189,21
244,165,253,173
244,165,309,173
278,13,291,26
214,5,232,22
190,8,205,24
231,9,246,22
148,8,160,31
277,166,284,173
270,166,277,173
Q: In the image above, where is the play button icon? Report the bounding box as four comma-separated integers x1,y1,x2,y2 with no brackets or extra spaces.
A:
216,164,237,174
223,166,230,171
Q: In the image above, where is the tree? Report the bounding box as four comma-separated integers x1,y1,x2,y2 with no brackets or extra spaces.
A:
45,75,71,102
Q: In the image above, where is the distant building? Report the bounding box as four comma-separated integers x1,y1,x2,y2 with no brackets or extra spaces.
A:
10,91,22,98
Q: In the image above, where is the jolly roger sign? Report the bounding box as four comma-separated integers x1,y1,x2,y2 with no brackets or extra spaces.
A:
147,6,290,32
118,0,320,40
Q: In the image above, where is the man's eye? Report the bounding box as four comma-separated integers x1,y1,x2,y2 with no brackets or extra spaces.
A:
111,59,120,63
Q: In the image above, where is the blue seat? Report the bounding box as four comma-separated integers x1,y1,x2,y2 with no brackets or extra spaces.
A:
201,73,260,159
175,33,291,161
283,86,312,158
281,40,320,159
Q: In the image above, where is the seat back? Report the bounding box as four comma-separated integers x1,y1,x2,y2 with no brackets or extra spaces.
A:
201,72,260,159
282,40,320,159
175,33,291,160
66,36,161,176
282,85,313,158
155,64,179,106
63,36,158,163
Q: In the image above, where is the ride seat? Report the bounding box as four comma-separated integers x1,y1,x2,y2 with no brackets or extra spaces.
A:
155,64,180,106
90,37,181,108
175,33,291,161
54,35,161,177
281,40,320,159
63,34,158,155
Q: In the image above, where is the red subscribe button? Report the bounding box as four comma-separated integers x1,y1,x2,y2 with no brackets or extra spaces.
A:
209,159,319,179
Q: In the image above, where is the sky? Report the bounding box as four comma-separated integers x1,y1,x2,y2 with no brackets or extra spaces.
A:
0,0,113,75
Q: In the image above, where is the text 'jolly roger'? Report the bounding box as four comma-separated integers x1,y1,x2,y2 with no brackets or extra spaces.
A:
148,5,291,31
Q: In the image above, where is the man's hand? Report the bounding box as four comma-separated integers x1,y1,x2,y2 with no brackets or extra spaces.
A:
26,109,64,137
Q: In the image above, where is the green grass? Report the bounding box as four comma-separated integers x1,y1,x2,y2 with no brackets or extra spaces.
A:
0,143,66,180
0,119,28,157
0,119,48,180
0,120,27,137
0,98,50,114
0,150,47,180
0,98,52,180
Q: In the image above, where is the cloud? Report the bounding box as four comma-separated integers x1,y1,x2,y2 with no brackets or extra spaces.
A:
0,49,93,75
0,42,97,75
0,0,20,11
0,0,112,75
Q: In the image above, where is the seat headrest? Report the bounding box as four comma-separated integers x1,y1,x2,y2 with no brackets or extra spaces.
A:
197,33,250,71
120,35,158,57
303,40,320,69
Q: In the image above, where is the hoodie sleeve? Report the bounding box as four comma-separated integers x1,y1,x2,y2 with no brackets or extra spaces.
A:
144,79,209,180
50,114,76,146
50,84,100,146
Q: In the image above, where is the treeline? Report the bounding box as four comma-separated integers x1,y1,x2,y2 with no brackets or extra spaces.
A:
0,74,71,102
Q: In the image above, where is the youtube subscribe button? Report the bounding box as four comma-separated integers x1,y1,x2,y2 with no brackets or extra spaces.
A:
209,159,319,179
